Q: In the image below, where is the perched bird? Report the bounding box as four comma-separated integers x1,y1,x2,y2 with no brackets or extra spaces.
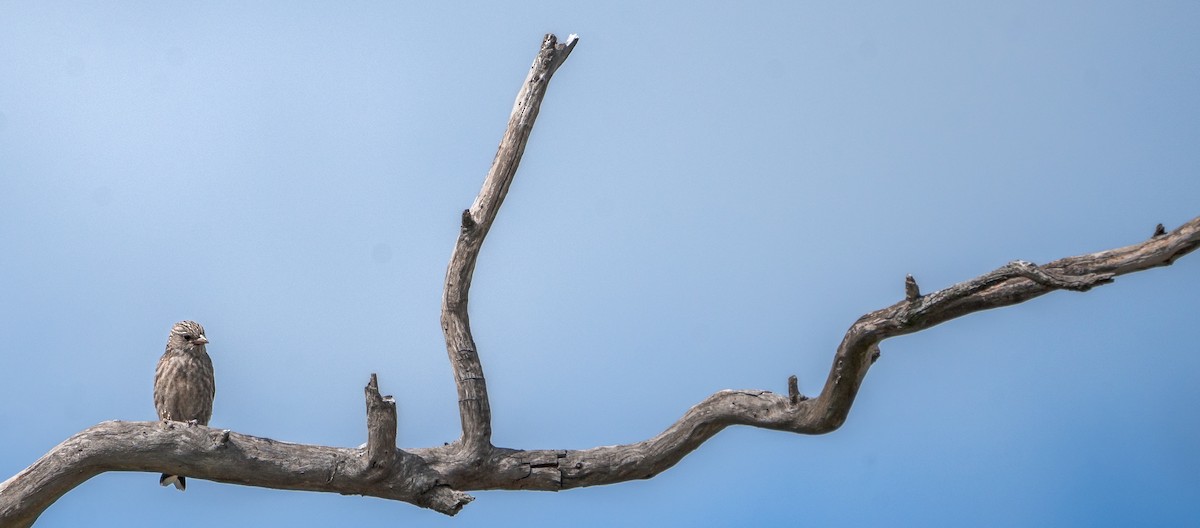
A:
153,320,215,491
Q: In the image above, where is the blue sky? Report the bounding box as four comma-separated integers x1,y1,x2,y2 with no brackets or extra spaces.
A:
2,1,1198,526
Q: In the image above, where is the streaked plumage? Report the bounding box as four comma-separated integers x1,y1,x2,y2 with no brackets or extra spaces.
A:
153,320,215,491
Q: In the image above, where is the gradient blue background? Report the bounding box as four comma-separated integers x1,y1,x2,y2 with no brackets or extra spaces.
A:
2,2,1198,526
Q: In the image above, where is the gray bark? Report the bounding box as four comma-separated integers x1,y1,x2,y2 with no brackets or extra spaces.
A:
2,32,1198,527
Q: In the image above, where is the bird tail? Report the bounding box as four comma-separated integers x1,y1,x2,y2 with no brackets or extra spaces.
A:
159,473,186,491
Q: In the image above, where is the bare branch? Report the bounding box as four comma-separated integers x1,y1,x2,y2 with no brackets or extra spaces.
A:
810,217,1199,434
0,418,472,528
364,373,397,483
413,217,1200,492
441,33,578,455
0,375,468,527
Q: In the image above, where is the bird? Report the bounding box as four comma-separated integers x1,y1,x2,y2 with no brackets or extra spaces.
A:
153,320,215,491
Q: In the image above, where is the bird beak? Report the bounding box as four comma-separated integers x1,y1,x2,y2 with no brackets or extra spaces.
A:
194,335,209,345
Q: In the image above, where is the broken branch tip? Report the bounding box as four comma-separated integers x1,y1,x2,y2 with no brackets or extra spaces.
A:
787,375,802,404
905,274,921,301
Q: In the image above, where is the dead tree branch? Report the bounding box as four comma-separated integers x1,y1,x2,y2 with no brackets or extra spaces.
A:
2,32,1197,527
0,377,472,528
363,373,398,483
408,217,1199,492
442,32,578,456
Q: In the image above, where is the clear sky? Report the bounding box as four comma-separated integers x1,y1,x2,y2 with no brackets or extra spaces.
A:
2,1,1198,526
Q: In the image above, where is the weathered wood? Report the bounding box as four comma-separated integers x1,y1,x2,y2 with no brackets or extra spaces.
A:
441,32,578,456
423,217,1200,492
905,274,921,301
363,373,397,482
787,375,802,404
0,420,471,528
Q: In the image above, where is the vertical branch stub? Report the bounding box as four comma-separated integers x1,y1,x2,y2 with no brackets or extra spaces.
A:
364,373,397,482
905,274,921,301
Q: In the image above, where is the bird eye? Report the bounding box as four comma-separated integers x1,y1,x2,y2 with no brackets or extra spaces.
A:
183,334,194,341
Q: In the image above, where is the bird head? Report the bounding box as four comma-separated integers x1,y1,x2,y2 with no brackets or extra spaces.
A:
170,320,209,349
